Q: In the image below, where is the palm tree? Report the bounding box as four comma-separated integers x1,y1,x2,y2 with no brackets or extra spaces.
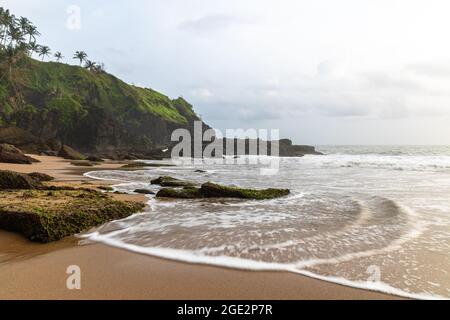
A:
25,23,40,43
0,9,14,47
18,16,30,34
84,59,97,71
54,51,63,62
73,51,87,66
38,45,50,61
28,41,40,54
7,24,24,47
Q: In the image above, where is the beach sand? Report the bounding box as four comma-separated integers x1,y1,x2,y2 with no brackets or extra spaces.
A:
0,155,402,299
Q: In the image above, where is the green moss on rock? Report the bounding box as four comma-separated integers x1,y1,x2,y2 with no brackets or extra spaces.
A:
0,170,43,190
0,189,144,242
156,187,203,199
151,176,195,187
200,182,290,200
156,182,290,200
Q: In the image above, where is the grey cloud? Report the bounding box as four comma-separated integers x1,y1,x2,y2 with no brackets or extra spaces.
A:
178,14,257,34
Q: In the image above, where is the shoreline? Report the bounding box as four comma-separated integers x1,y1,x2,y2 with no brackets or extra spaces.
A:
0,155,402,299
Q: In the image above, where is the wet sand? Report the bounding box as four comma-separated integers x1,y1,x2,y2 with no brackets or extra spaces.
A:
0,156,402,299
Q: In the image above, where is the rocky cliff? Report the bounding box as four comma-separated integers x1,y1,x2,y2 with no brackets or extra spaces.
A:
0,57,206,157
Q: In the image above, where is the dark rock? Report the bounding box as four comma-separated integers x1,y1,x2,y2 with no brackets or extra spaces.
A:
151,176,196,187
0,144,40,164
70,160,96,167
41,150,58,157
97,186,114,192
28,172,54,182
134,189,155,195
0,170,43,190
194,169,206,173
86,155,104,162
0,127,52,154
121,161,175,169
156,187,203,199
58,145,85,160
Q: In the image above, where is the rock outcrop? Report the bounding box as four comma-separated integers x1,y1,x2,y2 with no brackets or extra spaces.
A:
0,143,39,164
156,182,290,200
58,145,85,160
151,176,196,187
0,188,144,242
0,170,43,190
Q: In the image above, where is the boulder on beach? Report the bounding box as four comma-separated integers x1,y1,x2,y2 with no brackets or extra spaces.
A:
156,182,290,200
70,160,96,167
58,145,85,160
134,189,155,195
28,172,55,182
0,170,43,190
151,176,196,187
0,189,145,242
0,143,40,164
86,155,104,162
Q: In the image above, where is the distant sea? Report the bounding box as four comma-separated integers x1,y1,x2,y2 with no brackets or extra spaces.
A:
84,145,450,299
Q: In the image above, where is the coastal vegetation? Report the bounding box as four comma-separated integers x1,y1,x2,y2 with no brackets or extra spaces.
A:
0,7,204,159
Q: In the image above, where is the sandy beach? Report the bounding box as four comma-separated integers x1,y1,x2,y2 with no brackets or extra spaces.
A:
0,155,401,300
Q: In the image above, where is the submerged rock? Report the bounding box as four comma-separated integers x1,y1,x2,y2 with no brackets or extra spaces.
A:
134,189,156,195
156,182,290,200
151,176,195,187
156,187,203,199
121,162,175,169
0,144,39,164
0,170,43,190
0,189,145,242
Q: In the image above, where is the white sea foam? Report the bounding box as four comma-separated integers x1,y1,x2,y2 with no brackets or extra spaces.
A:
80,230,447,300
82,147,450,299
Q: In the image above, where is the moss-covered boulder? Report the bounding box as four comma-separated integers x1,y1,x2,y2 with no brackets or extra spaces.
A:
201,182,290,200
0,189,144,242
156,182,290,200
156,187,203,199
0,143,39,164
58,145,85,160
151,176,195,187
0,170,43,190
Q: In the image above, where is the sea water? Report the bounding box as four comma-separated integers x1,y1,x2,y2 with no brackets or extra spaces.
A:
83,146,450,299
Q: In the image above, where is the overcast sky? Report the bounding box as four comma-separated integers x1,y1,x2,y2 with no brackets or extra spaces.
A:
4,0,450,144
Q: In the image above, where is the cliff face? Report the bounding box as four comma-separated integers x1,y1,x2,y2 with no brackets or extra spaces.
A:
0,57,205,155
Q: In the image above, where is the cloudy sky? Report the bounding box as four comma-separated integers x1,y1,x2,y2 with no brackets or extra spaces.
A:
4,0,450,144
